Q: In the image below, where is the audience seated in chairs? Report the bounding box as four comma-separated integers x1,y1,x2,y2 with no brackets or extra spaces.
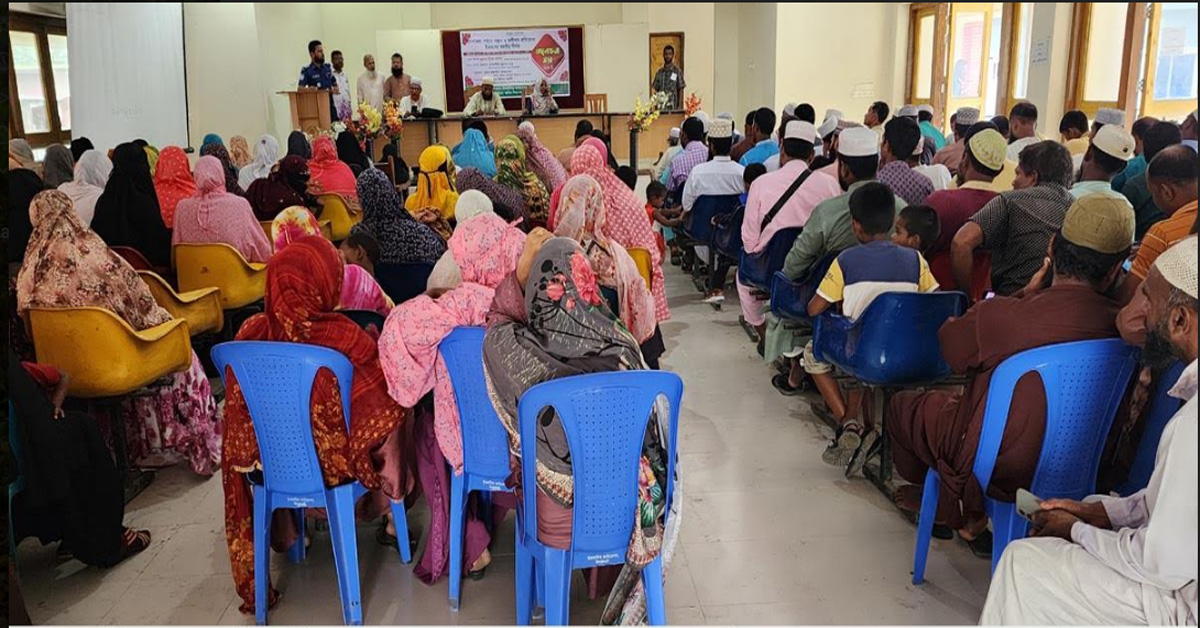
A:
804,183,939,469
737,118,841,353
17,191,221,476
765,126,904,383
981,237,1197,625
887,194,1135,556
172,156,273,264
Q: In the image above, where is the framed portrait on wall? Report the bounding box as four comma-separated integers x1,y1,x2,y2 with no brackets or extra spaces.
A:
649,32,685,110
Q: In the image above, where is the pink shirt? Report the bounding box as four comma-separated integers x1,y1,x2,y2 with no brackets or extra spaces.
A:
741,159,841,254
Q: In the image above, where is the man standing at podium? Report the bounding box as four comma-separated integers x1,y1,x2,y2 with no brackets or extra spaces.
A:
298,39,334,91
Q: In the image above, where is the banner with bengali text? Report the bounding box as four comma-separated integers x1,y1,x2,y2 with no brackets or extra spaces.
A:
459,28,571,99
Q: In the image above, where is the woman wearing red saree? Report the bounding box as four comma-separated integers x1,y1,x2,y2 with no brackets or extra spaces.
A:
220,236,413,614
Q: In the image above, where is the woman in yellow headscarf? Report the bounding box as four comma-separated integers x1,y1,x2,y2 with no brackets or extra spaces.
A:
405,145,460,222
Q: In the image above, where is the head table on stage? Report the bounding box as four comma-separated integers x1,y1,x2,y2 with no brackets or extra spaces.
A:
375,111,687,171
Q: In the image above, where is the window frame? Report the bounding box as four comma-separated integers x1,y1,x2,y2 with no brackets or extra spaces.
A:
1140,2,1199,121
1065,2,1147,120
9,12,70,148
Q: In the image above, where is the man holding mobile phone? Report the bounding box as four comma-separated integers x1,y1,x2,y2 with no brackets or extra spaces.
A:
981,238,1198,625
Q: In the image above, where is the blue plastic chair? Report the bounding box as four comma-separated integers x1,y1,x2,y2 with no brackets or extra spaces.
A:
438,327,518,610
211,341,412,626
737,227,803,292
769,253,838,323
813,292,968,387
712,205,745,260
1116,361,1186,496
514,371,683,626
680,194,741,244
911,338,1138,584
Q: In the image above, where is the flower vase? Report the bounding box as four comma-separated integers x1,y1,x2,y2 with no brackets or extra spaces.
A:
629,129,639,171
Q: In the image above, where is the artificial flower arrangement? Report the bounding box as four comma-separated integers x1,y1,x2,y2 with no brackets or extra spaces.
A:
381,100,405,141
683,93,702,116
628,91,671,132
345,100,383,147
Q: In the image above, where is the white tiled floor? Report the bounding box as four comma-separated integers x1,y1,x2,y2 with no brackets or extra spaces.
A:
15,263,992,625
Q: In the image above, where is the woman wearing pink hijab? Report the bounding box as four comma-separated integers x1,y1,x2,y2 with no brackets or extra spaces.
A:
171,156,272,263
307,135,358,199
553,174,655,343
378,210,525,584
568,143,669,324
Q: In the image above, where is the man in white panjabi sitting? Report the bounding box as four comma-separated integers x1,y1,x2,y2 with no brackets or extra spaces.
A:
464,76,506,117
980,237,1198,626
399,77,432,118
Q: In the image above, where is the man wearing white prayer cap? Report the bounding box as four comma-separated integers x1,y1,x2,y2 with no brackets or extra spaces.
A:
399,76,431,118
783,102,798,118
762,124,905,377
464,75,505,116
652,127,685,183
1092,107,1127,134
736,117,842,351
683,117,746,304
824,108,844,123
933,106,980,175
717,112,743,144
897,104,919,119
1070,125,1137,203
982,235,1198,626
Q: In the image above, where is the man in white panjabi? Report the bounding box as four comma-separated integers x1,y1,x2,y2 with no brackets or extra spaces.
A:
981,237,1199,626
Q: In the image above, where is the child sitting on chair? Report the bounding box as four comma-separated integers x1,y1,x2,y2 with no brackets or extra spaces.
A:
804,183,940,474
891,205,942,259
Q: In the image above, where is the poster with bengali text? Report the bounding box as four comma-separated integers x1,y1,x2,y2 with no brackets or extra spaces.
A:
460,28,571,99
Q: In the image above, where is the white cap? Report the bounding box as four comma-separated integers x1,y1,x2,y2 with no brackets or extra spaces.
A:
1092,124,1136,161
818,115,839,138
1095,107,1125,127
481,76,495,86
955,107,980,125
917,104,934,116
1154,236,1198,299
824,108,844,122
669,127,681,139
709,118,733,139
694,111,711,132
717,112,734,121
838,127,879,157
912,135,925,156
783,120,818,143
783,102,798,117
411,77,423,88
897,104,919,118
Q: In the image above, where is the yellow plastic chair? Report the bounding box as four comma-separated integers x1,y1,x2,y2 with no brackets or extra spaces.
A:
628,248,654,290
174,243,267,310
138,270,225,336
27,307,192,398
318,193,361,241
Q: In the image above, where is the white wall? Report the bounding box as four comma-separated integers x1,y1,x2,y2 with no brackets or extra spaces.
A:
774,3,904,123
184,3,266,148
429,3,624,30
736,3,777,117
1024,2,1075,132
252,3,323,142
712,2,741,117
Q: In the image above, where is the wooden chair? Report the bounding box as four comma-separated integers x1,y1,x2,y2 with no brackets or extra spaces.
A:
585,94,608,114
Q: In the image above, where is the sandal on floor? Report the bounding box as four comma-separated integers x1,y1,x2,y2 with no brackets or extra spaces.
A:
375,523,419,554
108,528,151,567
962,530,993,559
897,506,956,540
771,373,808,396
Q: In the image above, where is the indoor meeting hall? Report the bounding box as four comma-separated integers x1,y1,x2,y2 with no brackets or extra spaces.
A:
5,2,1198,626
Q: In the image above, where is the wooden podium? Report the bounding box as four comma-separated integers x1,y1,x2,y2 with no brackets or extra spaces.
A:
278,89,333,135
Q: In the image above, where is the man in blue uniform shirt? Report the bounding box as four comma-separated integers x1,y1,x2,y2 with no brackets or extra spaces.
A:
298,39,334,90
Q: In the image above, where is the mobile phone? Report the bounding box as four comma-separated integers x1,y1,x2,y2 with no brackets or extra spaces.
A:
1016,488,1041,521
